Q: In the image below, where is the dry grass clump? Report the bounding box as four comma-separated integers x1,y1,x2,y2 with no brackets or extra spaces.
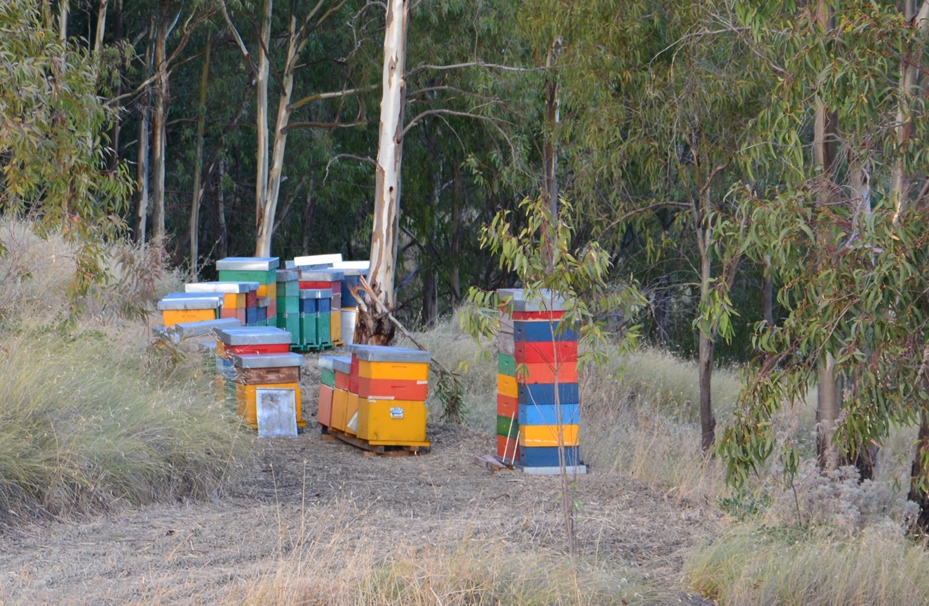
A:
686,523,929,605
0,219,244,522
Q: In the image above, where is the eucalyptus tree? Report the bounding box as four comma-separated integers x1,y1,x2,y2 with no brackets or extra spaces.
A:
717,0,929,528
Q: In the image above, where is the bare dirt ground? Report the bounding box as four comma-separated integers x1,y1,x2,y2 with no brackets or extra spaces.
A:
0,419,720,605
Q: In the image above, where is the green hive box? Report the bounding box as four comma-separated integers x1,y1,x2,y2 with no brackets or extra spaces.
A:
321,368,336,388
497,415,518,437
300,312,318,345
318,313,331,344
280,296,300,314
498,354,516,377
219,269,277,284
277,312,300,344
277,280,300,297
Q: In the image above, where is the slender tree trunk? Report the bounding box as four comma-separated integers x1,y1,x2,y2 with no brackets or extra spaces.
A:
356,0,409,345
813,0,841,472
254,0,272,240
107,0,123,173
189,35,211,281
909,411,929,532
450,163,462,306
59,0,68,40
216,158,228,259
256,10,297,257
94,0,108,56
542,41,560,271
698,240,715,453
422,270,437,327
151,0,169,248
762,255,774,327
135,31,153,244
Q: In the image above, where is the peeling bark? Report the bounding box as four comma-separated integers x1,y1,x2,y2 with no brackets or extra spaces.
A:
254,0,272,244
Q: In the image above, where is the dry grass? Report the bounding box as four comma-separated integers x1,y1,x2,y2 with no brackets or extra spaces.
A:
0,219,245,522
686,523,929,605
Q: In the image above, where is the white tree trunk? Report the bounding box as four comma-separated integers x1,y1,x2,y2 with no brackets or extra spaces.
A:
94,0,108,56
190,35,211,280
255,12,297,257
59,0,69,40
369,0,409,310
151,5,168,247
254,0,272,239
135,37,152,244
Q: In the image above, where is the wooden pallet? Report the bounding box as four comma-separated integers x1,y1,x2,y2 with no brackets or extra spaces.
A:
326,428,430,456
292,341,336,353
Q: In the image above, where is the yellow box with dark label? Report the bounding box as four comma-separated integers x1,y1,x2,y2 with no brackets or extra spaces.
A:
497,374,518,398
235,382,304,429
330,309,342,342
330,388,350,432
162,309,217,327
357,398,429,446
345,392,360,436
518,424,579,448
358,360,429,381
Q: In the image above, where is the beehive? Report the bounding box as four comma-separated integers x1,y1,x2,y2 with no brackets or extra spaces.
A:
216,257,279,325
231,353,305,430
297,288,332,350
297,269,344,345
157,292,223,326
318,355,350,430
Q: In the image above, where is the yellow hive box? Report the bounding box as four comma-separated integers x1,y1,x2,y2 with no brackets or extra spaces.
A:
345,392,360,436
223,293,246,309
497,374,518,398
330,388,350,432
215,374,225,403
257,282,277,298
358,360,429,381
330,309,342,342
519,424,579,448
357,398,429,446
215,339,226,358
235,382,305,429
162,309,217,327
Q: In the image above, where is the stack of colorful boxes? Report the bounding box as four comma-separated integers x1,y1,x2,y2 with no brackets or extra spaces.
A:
317,355,351,431
498,289,585,473
185,281,258,326
215,326,305,431
298,268,343,346
297,288,332,351
275,269,300,344
157,292,223,326
332,261,368,345
216,257,279,326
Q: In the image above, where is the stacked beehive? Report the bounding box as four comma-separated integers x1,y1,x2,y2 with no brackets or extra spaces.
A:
317,355,351,430
497,289,585,472
275,269,300,344
185,281,259,326
297,288,332,351
216,257,279,326
215,326,305,431
331,261,369,345
298,268,343,346
157,292,223,326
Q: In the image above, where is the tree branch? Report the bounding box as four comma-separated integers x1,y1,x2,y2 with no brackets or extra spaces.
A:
218,0,258,75
284,120,365,132
407,61,549,78
324,153,376,183
289,85,378,112
400,108,512,140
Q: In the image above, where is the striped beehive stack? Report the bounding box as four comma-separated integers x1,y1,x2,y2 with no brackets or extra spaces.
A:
215,326,305,431
185,281,259,326
297,268,344,347
331,261,369,346
317,355,351,430
157,292,224,326
498,289,586,473
216,257,279,326
275,269,300,344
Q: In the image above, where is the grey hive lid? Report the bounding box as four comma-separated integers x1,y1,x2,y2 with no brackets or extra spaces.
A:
297,269,344,281
232,353,304,369
215,257,280,271
170,318,243,339
293,253,342,267
284,260,296,269
216,326,292,345
349,344,431,363
299,289,332,299
319,355,352,371
498,288,566,312
276,269,299,282
185,281,259,294
157,293,223,310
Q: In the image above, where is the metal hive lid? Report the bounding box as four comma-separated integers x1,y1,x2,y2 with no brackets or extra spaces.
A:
184,281,259,294
319,355,352,371
299,289,332,299
157,293,224,310
215,326,292,345
297,269,344,281
232,353,304,369
349,344,431,363
293,253,342,268
276,269,299,282
215,257,280,271
170,318,243,339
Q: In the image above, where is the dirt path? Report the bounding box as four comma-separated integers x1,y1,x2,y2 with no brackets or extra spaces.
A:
0,424,720,605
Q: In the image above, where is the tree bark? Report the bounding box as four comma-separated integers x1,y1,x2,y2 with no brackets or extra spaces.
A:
449,162,462,306
94,0,108,56
542,41,560,271
151,0,169,249
107,0,123,173
908,411,929,532
254,0,272,241
698,240,715,452
135,31,152,244
216,158,228,259
813,0,841,472
59,0,68,40
189,35,211,281
356,0,409,345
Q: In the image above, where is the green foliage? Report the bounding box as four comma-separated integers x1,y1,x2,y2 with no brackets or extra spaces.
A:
0,0,132,300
